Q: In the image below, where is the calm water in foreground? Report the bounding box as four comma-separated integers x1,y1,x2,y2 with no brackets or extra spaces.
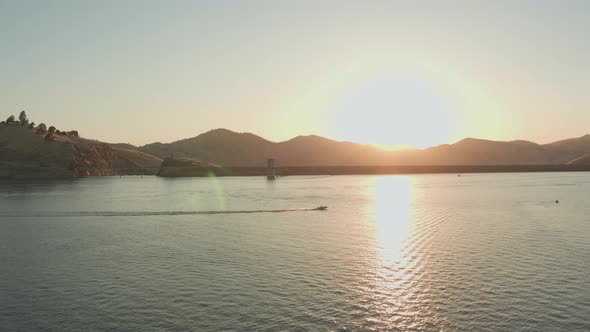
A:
1,173,589,331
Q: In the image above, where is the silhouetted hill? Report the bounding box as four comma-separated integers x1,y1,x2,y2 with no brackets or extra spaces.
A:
544,134,590,163
142,129,397,166
274,135,389,166
0,124,161,177
142,129,275,166
139,129,590,167
416,138,549,165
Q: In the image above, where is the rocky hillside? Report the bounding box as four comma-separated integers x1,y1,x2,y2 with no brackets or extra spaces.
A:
0,124,161,178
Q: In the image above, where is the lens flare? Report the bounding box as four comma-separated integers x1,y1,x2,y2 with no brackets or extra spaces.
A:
207,171,226,210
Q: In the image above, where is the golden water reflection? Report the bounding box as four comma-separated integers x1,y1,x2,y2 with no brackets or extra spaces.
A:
364,175,427,326
367,176,417,265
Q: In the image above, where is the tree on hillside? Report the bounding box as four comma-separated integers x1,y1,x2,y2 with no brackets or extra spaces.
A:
6,115,15,124
36,123,47,134
28,122,35,129
68,130,79,137
48,126,56,133
19,111,28,126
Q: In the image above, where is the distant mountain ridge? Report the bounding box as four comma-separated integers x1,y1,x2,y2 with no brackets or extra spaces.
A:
3,121,590,178
138,129,590,167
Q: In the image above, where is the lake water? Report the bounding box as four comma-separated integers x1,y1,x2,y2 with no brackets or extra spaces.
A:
1,173,589,331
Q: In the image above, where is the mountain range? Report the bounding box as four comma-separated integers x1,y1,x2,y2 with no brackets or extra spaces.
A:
3,124,590,178
137,128,590,167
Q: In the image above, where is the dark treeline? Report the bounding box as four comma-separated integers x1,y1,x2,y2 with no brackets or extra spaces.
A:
1,111,79,140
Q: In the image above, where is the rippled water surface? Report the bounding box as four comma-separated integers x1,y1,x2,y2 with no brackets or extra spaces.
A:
1,173,590,331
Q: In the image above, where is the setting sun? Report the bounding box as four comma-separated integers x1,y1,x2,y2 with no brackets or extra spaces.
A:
327,72,455,148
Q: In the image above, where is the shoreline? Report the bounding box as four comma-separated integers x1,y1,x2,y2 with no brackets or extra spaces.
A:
165,164,590,177
3,165,590,179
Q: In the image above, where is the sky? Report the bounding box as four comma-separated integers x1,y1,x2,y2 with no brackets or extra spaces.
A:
1,0,588,148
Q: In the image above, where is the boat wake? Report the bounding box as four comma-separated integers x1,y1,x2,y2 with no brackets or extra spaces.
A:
1,207,328,218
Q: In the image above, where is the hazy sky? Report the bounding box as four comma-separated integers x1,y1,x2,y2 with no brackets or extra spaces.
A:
1,0,588,148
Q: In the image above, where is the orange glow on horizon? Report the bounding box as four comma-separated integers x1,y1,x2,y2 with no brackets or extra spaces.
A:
368,143,417,151
278,55,513,149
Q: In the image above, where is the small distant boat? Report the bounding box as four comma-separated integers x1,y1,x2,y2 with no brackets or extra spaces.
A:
314,206,328,211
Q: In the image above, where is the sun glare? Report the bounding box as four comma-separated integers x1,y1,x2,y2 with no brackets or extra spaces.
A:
285,55,511,149
368,143,416,151
367,176,416,265
363,175,427,321
326,72,457,149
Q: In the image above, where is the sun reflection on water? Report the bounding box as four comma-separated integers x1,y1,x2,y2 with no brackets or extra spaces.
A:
364,175,429,328
367,176,417,265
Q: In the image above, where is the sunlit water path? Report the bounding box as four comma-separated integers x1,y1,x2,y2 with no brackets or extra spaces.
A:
1,174,589,331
